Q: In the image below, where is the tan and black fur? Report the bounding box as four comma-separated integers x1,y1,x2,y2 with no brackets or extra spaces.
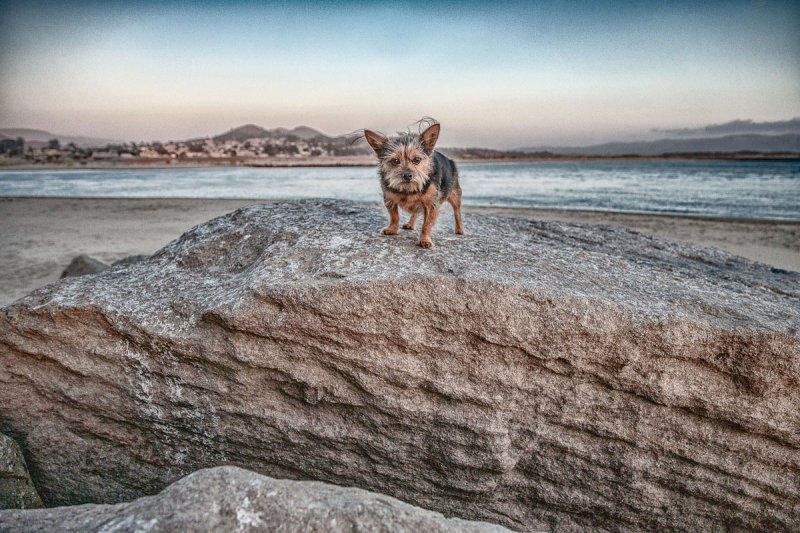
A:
364,122,463,248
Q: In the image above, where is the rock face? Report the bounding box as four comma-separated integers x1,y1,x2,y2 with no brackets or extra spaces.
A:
0,433,43,510
1,200,798,532
0,466,511,532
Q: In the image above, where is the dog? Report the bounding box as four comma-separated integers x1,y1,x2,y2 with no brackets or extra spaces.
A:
364,121,464,248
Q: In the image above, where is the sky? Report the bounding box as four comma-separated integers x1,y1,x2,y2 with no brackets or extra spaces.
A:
1,0,798,148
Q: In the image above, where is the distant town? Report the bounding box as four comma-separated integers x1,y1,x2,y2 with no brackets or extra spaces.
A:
0,123,549,167
1,122,798,167
0,125,381,167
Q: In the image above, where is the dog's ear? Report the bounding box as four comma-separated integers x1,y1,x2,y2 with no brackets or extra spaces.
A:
420,123,440,153
364,130,388,157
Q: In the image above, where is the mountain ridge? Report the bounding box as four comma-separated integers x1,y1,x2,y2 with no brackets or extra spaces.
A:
211,124,328,143
3,124,800,156
520,133,800,156
654,117,800,137
0,128,121,148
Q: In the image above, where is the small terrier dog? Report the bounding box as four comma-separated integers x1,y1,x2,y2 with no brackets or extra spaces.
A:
364,121,464,248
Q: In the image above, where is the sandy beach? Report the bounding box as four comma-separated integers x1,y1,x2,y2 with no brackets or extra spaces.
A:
1,196,797,307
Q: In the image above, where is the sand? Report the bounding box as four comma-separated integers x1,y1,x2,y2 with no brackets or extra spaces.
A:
1,197,798,307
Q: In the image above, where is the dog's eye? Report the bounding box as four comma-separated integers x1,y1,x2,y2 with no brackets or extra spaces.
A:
391,158,400,166
412,157,421,164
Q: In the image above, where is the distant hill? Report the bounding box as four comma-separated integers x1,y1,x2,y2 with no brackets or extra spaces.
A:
212,124,327,143
521,134,800,156
0,127,120,148
211,124,270,142
654,118,800,137
287,126,327,140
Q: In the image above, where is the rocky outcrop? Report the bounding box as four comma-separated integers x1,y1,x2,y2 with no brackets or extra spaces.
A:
0,434,43,510
0,466,511,532
1,200,798,532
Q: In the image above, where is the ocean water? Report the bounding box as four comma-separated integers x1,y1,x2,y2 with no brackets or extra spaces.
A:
1,159,798,220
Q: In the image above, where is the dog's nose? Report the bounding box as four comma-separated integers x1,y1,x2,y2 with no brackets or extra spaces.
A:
402,172,412,180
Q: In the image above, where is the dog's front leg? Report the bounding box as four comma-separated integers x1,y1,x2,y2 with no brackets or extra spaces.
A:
416,203,440,248
382,201,400,235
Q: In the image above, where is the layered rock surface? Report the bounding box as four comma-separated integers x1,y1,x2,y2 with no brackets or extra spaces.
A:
1,200,798,531
0,466,511,532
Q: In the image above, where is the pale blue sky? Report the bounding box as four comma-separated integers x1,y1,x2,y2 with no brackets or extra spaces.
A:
1,0,798,147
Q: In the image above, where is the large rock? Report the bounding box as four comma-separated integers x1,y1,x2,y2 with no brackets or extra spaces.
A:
1,200,798,531
0,466,511,532
0,434,43,510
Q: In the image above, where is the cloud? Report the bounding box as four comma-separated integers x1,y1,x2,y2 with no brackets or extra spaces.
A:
653,118,800,137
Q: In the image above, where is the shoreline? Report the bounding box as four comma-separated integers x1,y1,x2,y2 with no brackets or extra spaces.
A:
1,197,798,307
1,152,798,171
2,195,799,224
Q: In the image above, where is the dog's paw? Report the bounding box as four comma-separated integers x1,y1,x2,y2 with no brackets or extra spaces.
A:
401,223,415,230
381,227,398,235
416,238,433,248
455,227,465,235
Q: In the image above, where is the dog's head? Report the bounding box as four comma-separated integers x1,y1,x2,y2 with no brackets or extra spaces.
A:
364,123,440,193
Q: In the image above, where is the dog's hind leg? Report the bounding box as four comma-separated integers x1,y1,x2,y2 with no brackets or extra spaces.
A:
402,211,419,230
447,186,465,235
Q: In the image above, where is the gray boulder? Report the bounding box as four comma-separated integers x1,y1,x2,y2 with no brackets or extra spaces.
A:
59,254,109,278
0,466,512,532
60,254,150,280
0,433,43,510
1,200,798,532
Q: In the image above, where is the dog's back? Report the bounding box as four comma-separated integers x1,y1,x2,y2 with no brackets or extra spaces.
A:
430,151,458,200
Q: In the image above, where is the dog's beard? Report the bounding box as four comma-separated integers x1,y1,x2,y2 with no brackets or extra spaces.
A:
384,173,426,192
